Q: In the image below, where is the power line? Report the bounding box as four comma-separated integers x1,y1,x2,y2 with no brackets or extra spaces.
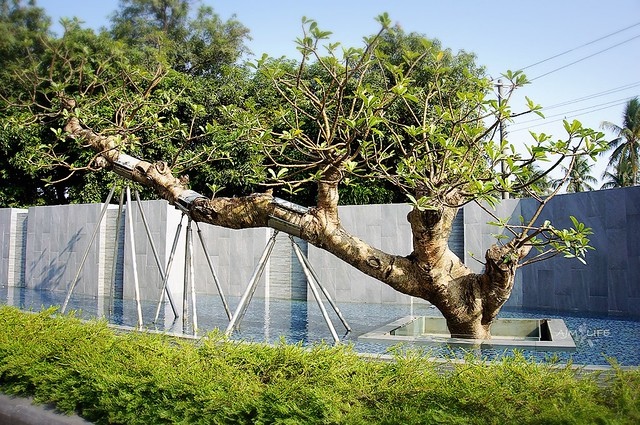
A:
529,33,640,81
517,21,640,71
495,81,639,124
541,81,640,111
513,94,637,126
509,98,633,132
514,96,633,125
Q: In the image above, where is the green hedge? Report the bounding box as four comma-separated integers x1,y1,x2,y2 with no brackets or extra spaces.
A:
0,305,637,424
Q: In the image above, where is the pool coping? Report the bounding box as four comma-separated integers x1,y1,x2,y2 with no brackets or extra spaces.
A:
358,315,577,352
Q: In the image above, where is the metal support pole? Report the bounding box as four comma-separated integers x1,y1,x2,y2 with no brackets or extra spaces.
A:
126,187,144,329
290,236,351,333
133,190,178,318
188,219,198,333
194,221,232,321
225,231,279,336
183,219,193,331
108,190,125,316
153,214,184,323
291,238,340,343
62,185,117,313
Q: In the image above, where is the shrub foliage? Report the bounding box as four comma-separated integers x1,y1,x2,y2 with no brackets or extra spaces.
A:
0,306,637,424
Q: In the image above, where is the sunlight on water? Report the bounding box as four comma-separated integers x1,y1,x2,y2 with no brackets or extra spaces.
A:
2,286,639,366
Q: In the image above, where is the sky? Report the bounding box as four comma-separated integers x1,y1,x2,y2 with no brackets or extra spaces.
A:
36,0,640,185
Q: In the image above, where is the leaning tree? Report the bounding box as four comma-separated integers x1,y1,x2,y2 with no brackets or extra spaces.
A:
2,13,606,338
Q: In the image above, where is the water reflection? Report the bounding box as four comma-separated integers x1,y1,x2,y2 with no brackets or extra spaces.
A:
1,286,639,366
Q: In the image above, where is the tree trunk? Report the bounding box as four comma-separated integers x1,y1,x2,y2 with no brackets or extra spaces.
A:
64,117,527,339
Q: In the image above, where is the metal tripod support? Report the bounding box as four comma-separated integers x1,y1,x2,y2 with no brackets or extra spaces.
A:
225,230,351,344
61,185,179,330
152,214,232,334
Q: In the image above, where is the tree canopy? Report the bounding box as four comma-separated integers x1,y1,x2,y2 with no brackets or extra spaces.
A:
110,0,251,77
0,2,610,338
0,0,259,206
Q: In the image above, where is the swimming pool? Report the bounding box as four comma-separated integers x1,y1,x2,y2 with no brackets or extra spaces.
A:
2,286,639,366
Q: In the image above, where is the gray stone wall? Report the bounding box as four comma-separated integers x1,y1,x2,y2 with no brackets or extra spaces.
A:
461,187,640,317
23,203,109,296
519,187,640,317
307,203,422,304
463,198,524,308
190,221,271,298
1,186,639,317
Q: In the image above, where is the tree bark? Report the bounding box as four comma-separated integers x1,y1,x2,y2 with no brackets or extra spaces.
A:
64,117,526,339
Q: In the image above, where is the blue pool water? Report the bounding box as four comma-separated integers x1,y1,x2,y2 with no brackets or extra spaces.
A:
2,286,639,366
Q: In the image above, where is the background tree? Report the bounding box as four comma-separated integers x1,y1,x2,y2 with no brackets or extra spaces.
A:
510,164,552,198
0,0,55,206
108,0,260,198
600,97,640,187
600,162,635,189
110,0,251,76
1,13,607,338
552,155,597,193
0,0,259,206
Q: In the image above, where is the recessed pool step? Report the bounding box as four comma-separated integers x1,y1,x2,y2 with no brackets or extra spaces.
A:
359,316,576,352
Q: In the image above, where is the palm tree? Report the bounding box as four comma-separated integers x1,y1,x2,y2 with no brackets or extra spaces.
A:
552,155,597,193
601,97,640,186
600,160,636,189
511,164,553,198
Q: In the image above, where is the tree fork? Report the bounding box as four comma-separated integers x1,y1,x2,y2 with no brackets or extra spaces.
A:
63,116,422,291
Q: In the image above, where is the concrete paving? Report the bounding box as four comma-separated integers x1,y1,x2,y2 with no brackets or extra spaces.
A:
0,393,92,425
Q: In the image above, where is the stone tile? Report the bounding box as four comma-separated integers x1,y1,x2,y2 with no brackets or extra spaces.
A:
607,269,628,313
350,276,380,304
628,256,640,298
367,225,383,245
510,271,524,304
504,290,522,308
553,294,576,312
518,198,540,224
553,267,574,296
588,296,608,313
567,270,589,311
624,186,640,215
365,204,383,227
588,277,608,297
585,190,608,218
604,189,626,230
380,284,402,303
536,269,555,308
627,215,640,256
521,266,537,308
605,228,629,270
381,204,410,236
626,297,640,316
381,236,407,256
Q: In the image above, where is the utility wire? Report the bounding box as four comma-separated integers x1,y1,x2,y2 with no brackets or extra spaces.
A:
509,98,633,132
528,33,640,81
514,97,633,126
509,87,639,127
517,21,640,71
541,81,640,110
514,96,633,125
